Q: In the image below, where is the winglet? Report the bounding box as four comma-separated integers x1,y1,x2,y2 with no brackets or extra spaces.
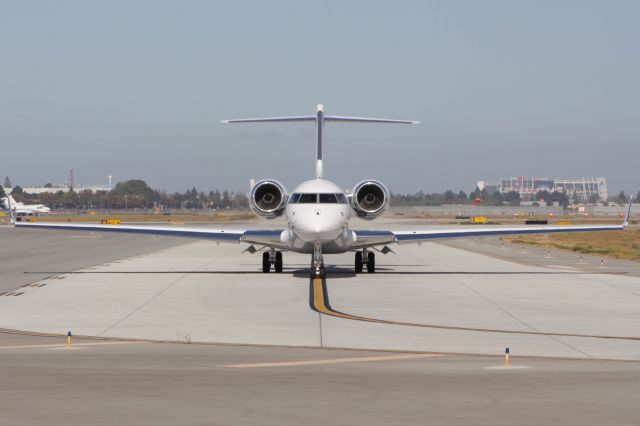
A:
5,194,16,225
623,196,633,227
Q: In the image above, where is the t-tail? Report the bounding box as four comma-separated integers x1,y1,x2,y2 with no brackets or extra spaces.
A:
624,196,633,227
222,104,418,178
5,193,16,224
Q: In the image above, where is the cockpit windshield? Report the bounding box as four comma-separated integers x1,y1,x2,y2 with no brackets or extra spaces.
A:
297,193,318,203
319,193,338,203
289,193,348,204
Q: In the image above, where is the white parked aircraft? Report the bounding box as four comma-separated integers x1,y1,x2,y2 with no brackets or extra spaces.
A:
10,104,632,277
2,194,51,215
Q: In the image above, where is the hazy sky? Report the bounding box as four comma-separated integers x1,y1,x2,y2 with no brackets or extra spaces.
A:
1,1,638,194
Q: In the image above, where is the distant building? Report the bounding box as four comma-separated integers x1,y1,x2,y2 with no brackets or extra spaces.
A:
21,184,111,195
17,171,112,195
477,176,608,202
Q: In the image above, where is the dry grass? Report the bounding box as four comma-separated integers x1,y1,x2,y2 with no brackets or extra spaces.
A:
503,228,640,261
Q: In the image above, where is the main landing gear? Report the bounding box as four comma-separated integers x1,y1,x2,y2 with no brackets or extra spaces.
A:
355,249,375,274
262,249,283,273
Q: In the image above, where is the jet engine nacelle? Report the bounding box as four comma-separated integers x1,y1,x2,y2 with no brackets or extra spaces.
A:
250,179,288,219
350,180,389,220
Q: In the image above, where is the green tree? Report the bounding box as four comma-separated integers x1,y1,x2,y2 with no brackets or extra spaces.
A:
113,180,160,208
503,191,521,206
61,189,79,208
444,190,456,203
535,190,551,206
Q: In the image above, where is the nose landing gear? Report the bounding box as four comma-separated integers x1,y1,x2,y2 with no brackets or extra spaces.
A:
354,249,375,274
262,249,284,273
311,241,326,278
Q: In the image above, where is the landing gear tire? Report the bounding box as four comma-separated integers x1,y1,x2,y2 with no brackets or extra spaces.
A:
355,252,363,274
275,251,283,273
367,252,375,273
262,252,271,273
315,266,326,279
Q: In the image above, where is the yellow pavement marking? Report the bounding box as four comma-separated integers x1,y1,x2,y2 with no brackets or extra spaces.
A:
313,278,370,321
222,353,442,368
311,277,640,341
0,341,146,350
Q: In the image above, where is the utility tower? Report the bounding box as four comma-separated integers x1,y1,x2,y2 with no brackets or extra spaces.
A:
69,167,75,190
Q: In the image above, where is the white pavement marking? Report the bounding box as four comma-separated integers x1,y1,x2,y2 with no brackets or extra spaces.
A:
221,353,442,368
485,365,531,370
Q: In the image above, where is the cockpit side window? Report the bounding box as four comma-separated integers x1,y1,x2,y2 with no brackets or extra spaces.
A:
297,193,318,203
336,193,348,204
289,193,301,204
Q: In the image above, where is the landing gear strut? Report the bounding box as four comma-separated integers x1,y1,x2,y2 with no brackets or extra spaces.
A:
312,241,325,278
262,249,283,273
354,249,375,274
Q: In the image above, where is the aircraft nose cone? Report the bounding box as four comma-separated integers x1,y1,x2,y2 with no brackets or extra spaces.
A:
294,210,343,243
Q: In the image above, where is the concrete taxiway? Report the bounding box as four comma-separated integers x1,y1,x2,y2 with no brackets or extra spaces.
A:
0,226,186,292
0,223,638,360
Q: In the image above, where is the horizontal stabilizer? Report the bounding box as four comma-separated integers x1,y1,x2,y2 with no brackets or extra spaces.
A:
221,104,419,179
221,115,418,124
221,116,315,124
324,116,419,124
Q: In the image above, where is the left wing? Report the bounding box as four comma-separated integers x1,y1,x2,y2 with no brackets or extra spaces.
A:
355,199,632,247
392,223,624,244
13,221,286,248
353,223,624,247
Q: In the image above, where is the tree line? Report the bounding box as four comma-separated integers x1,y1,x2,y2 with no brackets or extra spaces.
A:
6,180,249,210
3,180,636,210
390,189,524,206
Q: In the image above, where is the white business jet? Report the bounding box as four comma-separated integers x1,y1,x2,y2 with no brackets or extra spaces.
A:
11,104,631,277
2,194,51,215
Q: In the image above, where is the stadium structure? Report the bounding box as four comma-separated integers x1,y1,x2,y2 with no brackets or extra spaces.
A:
477,176,608,202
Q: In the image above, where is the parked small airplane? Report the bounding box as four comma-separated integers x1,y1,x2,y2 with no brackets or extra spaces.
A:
10,104,632,277
2,194,51,215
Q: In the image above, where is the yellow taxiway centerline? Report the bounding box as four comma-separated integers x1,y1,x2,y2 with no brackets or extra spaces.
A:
222,353,442,368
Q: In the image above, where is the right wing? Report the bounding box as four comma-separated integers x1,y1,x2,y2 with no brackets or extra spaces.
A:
14,221,286,248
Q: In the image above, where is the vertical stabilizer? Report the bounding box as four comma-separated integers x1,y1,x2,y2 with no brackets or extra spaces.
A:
6,194,16,224
624,196,633,227
315,103,324,179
